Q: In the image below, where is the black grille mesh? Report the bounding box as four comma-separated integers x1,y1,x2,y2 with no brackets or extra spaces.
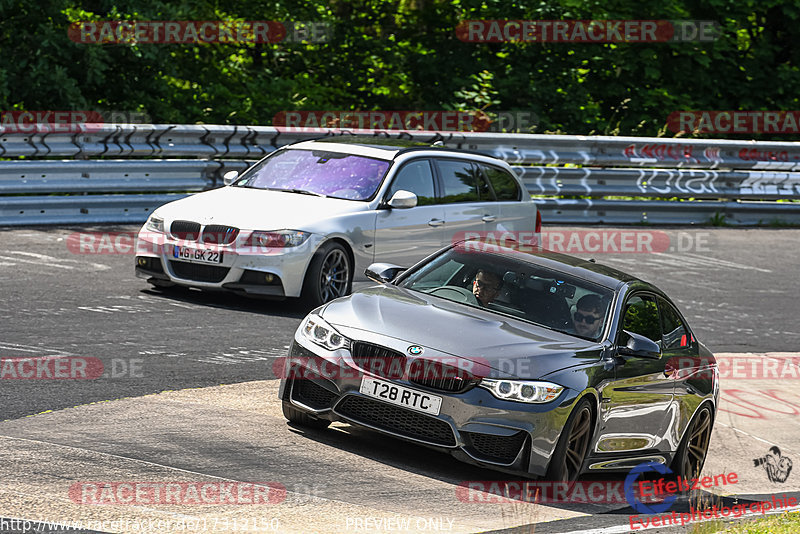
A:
170,220,201,241
292,380,338,410
169,261,229,282
202,225,240,245
408,359,475,393
336,395,455,446
351,341,405,379
464,431,527,464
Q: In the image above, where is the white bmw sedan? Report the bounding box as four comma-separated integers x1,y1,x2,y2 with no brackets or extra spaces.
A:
135,136,540,307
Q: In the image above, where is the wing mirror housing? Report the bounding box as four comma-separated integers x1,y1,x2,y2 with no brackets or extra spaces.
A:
386,190,417,209
223,170,239,186
365,263,406,284
618,330,662,359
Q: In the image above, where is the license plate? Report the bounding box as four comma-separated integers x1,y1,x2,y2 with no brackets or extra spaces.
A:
172,245,223,264
359,376,442,416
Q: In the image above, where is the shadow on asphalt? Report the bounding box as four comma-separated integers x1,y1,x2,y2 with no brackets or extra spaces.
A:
139,286,310,318
284,419,513,486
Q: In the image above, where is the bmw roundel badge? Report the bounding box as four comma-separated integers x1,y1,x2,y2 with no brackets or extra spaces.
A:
408,345,424,355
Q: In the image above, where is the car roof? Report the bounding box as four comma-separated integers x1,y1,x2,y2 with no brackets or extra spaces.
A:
455,239,642,290
288,136,492,161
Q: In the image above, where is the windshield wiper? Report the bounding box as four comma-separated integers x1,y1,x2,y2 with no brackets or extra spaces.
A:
265,187,326,197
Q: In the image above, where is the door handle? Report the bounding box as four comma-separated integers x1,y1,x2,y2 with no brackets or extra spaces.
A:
428,219,444,227
481,215,496,223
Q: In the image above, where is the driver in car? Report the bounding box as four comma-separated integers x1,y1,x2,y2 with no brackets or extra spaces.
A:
472,270,503,307
572,294,605,338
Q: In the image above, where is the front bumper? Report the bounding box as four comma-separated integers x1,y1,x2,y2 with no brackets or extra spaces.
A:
277,332,580,477
134,228,326,298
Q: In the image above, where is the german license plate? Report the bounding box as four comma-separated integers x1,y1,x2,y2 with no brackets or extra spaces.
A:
172,245,223,264
359,376,442,416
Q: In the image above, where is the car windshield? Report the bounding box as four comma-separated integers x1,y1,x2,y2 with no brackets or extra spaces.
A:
398,247,614,341
234,148,391,201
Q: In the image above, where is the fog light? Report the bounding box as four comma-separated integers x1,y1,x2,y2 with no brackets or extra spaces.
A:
265,273,274,283
137,258,148,267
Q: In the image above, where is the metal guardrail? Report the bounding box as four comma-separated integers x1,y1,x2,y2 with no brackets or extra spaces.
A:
515,166,800,200
538,198,800,225
0,194,190,225
0,160,214,194
1,124,799,226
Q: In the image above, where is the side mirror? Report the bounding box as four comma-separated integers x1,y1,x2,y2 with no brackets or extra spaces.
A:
223,170,239,186
618,331,662,359
365,263,406,284
387,190,417,209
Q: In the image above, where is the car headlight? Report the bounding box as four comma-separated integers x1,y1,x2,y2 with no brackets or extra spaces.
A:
145,215,164,233
300,314,350,351
245,230,310,248
478,379,564,404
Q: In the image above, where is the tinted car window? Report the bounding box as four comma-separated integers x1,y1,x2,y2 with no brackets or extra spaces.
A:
622,295,661,344
481,164,520,200
477,167,494,201
659,298,690,349
436,160,480,203
236,149,390,201
399,246,613,340
386,160,436,205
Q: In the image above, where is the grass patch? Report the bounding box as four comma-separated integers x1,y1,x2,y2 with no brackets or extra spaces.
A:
694,511,800,533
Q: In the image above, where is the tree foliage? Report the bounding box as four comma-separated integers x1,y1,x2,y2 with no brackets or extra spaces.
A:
1,0,798,137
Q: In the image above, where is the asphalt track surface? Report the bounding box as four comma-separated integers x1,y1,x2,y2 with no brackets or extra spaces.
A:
1,225,799,533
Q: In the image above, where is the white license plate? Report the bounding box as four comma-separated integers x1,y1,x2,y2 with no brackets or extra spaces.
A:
359,376,442,416
172,245,224,264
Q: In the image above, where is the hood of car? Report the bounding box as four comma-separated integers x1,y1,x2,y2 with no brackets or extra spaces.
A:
322,284,602,380
154,186,369,230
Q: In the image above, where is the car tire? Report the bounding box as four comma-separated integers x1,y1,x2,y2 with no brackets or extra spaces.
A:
670,404,713,481
546,397,594,483
300,241,352,308
281,401,331,429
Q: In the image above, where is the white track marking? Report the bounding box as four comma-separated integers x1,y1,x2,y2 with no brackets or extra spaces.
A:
0,255,75,269
0,342,74,357
7,250,111,271
680,252,772,273
715,421,798,455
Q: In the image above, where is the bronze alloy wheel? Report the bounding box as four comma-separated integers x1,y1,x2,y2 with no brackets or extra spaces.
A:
680,406,713,479
565,404,593,480
547,399,594,483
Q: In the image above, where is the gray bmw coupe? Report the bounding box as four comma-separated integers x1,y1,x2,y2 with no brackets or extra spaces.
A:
278,239,718,482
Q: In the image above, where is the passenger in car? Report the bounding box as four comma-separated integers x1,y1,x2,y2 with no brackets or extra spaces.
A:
472,270,503,307
572,294,605,338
